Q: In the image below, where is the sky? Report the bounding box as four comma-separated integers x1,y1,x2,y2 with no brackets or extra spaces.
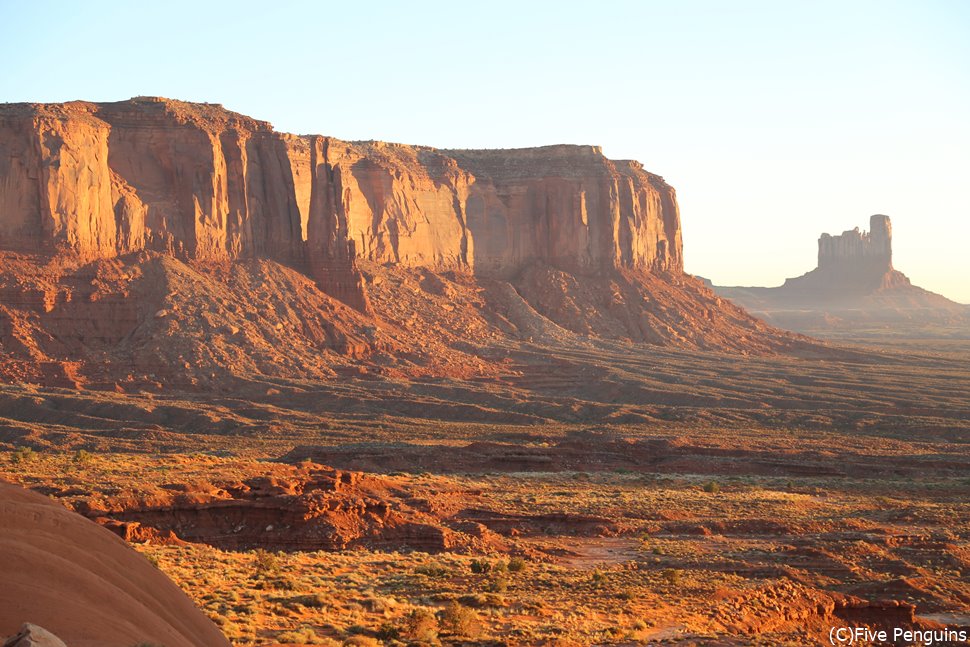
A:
2,0,968,302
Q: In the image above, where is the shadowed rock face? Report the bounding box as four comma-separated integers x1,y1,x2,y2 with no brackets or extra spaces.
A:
0,98,681,311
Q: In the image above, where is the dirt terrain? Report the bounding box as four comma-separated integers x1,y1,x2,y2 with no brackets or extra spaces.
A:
1,333,968,645
2,432,967,645
1,255,967,644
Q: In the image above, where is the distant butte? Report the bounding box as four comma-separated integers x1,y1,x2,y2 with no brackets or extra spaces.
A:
711,215,969,332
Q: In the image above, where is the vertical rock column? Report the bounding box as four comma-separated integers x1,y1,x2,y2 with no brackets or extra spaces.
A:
0,108,117,257
305,136,371,313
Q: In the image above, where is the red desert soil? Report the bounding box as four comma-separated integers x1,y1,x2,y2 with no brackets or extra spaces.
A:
0,480,230,647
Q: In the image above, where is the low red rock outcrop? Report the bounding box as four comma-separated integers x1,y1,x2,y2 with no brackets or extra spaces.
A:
76,467,508,553
69,465,632,555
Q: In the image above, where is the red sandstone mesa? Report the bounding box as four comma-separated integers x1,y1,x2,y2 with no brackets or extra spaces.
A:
0,97,806,389
0,98,680,308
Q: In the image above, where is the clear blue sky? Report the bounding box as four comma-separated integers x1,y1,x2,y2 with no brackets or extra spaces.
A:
3,0,968,302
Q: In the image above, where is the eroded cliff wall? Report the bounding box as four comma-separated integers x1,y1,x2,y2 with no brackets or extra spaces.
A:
0,98,683,309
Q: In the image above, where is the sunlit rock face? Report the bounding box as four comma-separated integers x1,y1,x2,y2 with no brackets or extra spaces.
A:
0,98,682,311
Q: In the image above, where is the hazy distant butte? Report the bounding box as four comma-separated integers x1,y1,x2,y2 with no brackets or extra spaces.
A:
713,215,968,330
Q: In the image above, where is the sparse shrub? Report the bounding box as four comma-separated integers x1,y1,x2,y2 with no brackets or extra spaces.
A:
484,592,505,607
470,558,491,574
268,576,296,590
144,552,160,568
252,548,281,577
209,613,230,627
358,596,384,613
375,622,401,642
459,593,488,607
306,593,328,608
703,480,720,494
507,556,527,572
402,607,438,641
590,569,608,587
287,593,327,609
277,627,327,644
662,568,683,585
414,563,450,578
11,446,35,464
342,636,380,647
458,592,506,608
438,600,483,638
486,574,508,593
72,449,93,465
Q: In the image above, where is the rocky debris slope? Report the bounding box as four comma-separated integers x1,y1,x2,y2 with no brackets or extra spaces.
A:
712,215,969,331
0,250,806,389
711,581,946,639
0,480,229,647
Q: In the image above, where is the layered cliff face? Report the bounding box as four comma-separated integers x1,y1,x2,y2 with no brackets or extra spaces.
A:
445,147,682,277
0,99,303,261
0,98,681,308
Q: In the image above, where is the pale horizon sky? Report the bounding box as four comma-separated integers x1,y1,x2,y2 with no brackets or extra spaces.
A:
2,0,968,302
